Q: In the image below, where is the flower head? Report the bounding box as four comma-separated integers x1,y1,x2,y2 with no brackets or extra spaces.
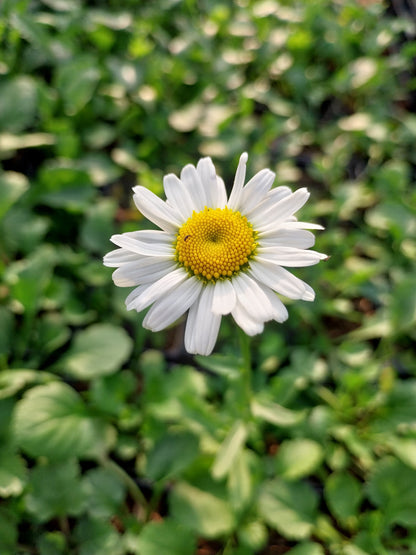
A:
104,153,326,355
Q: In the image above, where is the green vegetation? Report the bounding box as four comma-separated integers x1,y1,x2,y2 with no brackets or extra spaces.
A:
1,0,416,553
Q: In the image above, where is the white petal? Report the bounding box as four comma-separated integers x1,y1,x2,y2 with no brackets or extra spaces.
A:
123,230,174,244
180,164,207,210
231,273,275,321
227,152,248,210
125,283,152,309
113,257,174,286
240,169,275,214
163,173,194,220
126,267,188,311
196,157,226,208
184,285,221,355
265,186,292,204
143,276,203,332
215,177,228,208
132,186,182,233
212,279,237,315
249,259,314,300
257,247,327,267
284,221,325,230
261,286,289,322
110,234,174,257
250,187,309,231
231,301,264,336
250,188,310,231
103,248,141,267
258,229,315,249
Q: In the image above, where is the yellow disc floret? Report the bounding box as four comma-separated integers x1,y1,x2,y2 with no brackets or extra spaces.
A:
175,206,257,282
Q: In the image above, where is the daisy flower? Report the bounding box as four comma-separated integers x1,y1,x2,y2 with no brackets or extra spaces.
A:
104,153,326,355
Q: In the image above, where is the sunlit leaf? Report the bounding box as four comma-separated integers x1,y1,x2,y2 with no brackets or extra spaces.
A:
60,324,132,379
258,478,318,540
170,481,235,538
14,382,108,459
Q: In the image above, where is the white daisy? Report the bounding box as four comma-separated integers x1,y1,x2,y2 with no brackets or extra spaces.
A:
104,153,326,356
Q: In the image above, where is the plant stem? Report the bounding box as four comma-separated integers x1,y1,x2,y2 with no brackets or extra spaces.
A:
238,328,252,417
99,455,148,511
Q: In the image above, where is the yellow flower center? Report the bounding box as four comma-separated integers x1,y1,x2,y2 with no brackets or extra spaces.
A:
175,206,257,282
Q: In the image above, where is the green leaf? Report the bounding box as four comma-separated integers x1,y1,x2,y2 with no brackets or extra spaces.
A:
146,431,199,481
325,472,363,522
14,382,108,460
251,399,305,427
212,420,247,480
60,324,133,379
0,447,27,497
0,369,55,400
0,76,38,132
194,354,241,379
36,532,67,555
5,245,56,314
170,481,235,538
0,507,18,555
389,438,416,469
227,450,253,513
136,519,196,555
25,459,86,522
55,55,101,115
1,206,49,255
83,468,126,518
287,543,325,555
80,199,117,254
258,478,318,540
34,165,95,211
74,517,123,555
367,456,416,526
389,276,416,332
275,439,324,480
0,172,28,219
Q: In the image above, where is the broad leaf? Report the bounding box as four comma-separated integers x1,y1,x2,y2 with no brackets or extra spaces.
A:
325,472,363,522
258,478,318,540
14,382,109,459
60,324,133,379
25,459,86,522
136,519,196,555
170,481,235,538
275,439,324,480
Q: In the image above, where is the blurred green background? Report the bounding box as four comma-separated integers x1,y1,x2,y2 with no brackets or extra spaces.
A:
1,1,416,554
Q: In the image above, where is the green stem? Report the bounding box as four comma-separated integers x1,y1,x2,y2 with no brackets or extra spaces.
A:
99,456,148,511
238,328,252,416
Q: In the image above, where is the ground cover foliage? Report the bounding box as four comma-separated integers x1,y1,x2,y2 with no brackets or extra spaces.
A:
1,0,416,553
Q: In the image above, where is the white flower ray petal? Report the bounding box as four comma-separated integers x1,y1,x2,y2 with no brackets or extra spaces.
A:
143,276,203,332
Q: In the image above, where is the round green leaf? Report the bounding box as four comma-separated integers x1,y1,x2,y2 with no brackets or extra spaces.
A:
14,382,106,459
74,517,123,555
170,481,235,538
367,456,416,527
25,459,86,522
0,76,38,132
276,439,324,480
83,468,126,518
136,519,196,555
258,478,318,540
61,324,133,379
325,472,363,522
